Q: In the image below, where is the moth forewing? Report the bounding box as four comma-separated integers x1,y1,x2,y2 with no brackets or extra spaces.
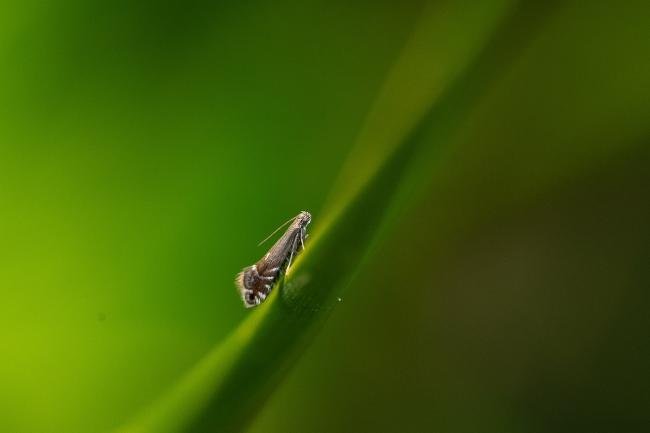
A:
236,211,311,308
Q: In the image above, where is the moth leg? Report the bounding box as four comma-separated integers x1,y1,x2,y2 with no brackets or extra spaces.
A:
300,227,306,251
287,234,298,271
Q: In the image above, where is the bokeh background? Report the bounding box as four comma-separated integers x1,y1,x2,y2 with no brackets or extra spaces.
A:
1,1,648,432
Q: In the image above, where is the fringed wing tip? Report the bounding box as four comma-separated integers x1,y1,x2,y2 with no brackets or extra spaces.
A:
235,268,257,308
235,270,246,294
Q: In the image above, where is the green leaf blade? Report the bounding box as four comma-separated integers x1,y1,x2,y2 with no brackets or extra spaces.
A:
116,2,560,432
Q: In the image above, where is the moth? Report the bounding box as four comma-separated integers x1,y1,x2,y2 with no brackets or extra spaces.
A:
236,210,311,308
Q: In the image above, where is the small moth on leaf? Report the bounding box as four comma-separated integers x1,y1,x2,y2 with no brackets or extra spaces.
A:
236,211,311,308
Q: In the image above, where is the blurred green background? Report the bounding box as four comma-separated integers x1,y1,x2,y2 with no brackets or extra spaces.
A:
1,1,648,432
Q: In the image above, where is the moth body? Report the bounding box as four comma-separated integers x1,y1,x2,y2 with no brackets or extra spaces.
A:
236,211,311,307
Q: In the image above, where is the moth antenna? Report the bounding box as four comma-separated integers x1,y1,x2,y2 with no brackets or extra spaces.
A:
257,214,296,246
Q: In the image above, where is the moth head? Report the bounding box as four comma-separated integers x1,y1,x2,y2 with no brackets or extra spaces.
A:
297,210,311,226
